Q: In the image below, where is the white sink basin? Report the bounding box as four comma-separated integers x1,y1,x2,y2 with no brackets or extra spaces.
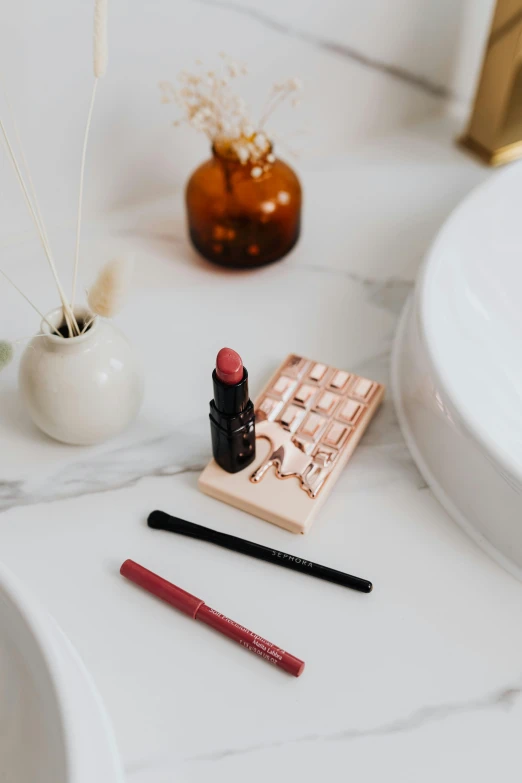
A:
0,561,123,783
393,164,522,578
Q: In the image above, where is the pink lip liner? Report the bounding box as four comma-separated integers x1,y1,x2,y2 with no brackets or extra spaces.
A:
120,559,305,677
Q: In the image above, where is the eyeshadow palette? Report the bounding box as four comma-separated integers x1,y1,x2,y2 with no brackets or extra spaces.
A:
199,355,385,534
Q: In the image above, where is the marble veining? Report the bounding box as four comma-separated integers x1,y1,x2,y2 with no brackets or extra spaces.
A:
196,0,455,99
122,681,522,777
186,683,522,763
0,336,426,513
0,424,208,514
0,259,419,514
0,396,423,512
299,266,414,316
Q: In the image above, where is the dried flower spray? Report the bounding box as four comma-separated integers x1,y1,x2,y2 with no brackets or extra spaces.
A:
159,55,302,166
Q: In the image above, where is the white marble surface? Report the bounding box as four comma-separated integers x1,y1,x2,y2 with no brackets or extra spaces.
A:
3,1,522,781
0,0,494,237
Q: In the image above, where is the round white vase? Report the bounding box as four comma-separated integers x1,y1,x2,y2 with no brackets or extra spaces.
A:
19,308,144,445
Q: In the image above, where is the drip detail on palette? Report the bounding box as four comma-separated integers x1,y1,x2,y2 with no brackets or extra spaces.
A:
252,355,382,498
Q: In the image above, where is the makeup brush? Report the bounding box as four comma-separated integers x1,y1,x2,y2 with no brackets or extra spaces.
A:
148,510,373,593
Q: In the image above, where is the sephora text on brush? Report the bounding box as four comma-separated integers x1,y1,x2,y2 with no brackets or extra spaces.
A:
148,510,373,593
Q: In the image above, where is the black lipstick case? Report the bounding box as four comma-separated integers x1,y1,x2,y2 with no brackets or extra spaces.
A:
209,368,256,473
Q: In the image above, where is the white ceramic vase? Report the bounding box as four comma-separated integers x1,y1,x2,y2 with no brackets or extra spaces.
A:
19,308,144,445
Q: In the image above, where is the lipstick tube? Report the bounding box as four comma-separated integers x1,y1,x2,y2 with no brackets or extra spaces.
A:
120,559,304,677
209,350,256,473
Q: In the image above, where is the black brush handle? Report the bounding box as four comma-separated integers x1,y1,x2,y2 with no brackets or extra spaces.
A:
148,510,373,594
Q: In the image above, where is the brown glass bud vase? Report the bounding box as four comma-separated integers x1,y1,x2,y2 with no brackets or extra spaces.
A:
185,142,301,269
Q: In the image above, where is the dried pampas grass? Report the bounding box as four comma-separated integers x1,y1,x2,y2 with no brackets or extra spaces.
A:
0,114,80,335
87,257,133,319
0,267,63,337
0,0,112,339
93,0,108,78
71,0,109,307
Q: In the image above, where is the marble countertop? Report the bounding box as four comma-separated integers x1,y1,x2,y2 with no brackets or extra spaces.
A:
4,112,522,783
3,2,522,777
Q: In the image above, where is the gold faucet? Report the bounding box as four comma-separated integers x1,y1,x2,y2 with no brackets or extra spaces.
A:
461,0,522,165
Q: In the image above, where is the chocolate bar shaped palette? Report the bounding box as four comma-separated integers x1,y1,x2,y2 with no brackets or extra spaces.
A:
199,355,385,534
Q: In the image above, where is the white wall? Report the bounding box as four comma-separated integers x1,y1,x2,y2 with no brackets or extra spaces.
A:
0,0,494,240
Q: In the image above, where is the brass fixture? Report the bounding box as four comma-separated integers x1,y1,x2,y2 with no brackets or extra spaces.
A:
461,0,522,166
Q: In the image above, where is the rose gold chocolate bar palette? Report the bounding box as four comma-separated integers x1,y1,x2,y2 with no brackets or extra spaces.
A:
199,355,384,534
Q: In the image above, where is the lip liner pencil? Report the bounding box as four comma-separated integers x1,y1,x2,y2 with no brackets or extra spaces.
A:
148,510,373,594
120,559,305,677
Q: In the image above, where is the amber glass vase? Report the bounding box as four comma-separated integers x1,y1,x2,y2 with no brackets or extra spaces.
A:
185,144,301,268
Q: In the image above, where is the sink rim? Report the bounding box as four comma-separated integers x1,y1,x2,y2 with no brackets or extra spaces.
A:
0,560,123,783
418,163,522,487
392,295,522,582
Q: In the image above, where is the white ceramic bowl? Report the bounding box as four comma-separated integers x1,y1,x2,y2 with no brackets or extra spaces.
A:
393,163,522,578
0,561,123,783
